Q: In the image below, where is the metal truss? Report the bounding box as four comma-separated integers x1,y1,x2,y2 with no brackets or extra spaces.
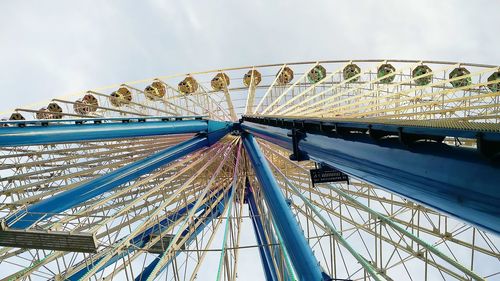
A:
0,60,499,281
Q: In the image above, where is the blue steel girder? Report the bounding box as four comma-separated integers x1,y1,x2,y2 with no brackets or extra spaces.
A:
247,182,279,281
241,118,500,235
5,121,232,229
243,133,326,281
0,117,230,147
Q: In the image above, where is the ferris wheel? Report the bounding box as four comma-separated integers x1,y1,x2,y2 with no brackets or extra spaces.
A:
0,59,499,281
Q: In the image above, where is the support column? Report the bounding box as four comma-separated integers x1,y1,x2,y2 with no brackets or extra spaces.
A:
247,184,279,281
243,133,324,281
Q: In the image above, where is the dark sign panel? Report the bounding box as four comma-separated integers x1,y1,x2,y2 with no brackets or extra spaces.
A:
310,166,349,186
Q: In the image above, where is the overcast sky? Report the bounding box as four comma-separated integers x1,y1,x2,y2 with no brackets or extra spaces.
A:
0,0,499,114
0,1,498,279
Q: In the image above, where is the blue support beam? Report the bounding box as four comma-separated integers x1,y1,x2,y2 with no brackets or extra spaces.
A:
250,217,276,281
247,184,279,281
243,133,325,281
6,122,232,229
242,120,500,235
0,118,228,147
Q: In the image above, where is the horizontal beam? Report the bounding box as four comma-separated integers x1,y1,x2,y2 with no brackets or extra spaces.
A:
0,118,228,147
241,120,500,235
243,133,325,281
243,115,500,142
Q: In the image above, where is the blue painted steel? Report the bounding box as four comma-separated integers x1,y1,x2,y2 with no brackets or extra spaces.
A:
247,184,279,281
0,119,230,147
250,215,275,281
136,255,161,281
242,121,500,235
0,115,207,126
243,133,324,281
7,126,231,229
68,204,198,281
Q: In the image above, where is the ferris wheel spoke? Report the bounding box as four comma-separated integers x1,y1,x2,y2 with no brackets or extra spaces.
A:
262,155,386,280
1,145,165,185
0,137,182,171
316,63,454,118
124,178,233,280
244,67,258,115
303,61,423,117
153,81,199,116
61,140,236,280
198,84,233,121
160,79,228,121
62,182,218,279
260,62,320,115
4,134,226,230
269,63,348,116
277,62,360,116
254,64,287,114
215,140,242,281
144,140,239,280
48,143,230,237
77,147,225,234
221,84,238,121
330,68,497,119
